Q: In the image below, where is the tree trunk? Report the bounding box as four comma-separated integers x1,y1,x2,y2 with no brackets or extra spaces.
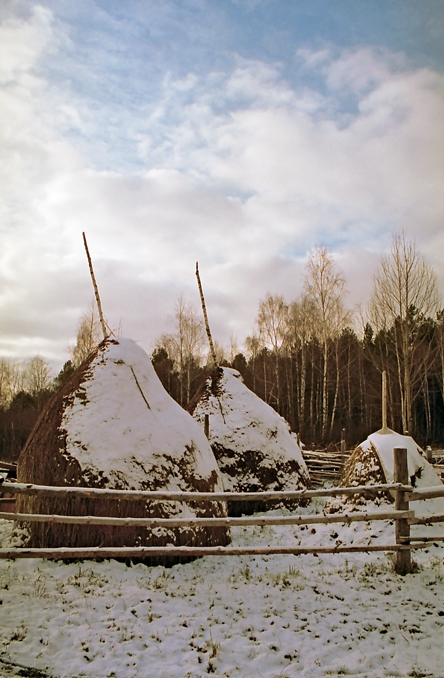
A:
329,340,340,436
322,338,328,440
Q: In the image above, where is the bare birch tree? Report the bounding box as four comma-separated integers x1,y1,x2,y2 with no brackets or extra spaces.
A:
368,231,440,435
25,356,52,406
257,294,288,410
0,359,26,408
159,297,205,406
70,302,102,367
437,310,444,431
304,246,350,440
245,333,261,393
286,295,321,433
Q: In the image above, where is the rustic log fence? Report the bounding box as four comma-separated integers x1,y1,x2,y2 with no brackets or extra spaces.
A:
0,449,443,575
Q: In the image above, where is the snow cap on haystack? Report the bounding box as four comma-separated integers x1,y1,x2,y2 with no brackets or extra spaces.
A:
336,428,444,516
17,338,229,555
188,367,310,514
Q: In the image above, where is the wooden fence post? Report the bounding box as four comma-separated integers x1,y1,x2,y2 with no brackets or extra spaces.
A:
341,428,346,455
204,414,210,439
393,447,411,575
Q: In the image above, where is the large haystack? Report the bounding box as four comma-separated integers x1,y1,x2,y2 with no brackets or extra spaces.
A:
188,367,310,515
16,338,230,558
327,428,444,515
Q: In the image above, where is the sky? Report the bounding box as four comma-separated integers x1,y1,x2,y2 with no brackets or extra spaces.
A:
1,0,444,370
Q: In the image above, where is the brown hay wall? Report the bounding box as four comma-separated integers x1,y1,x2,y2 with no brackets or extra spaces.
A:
189,366,310,516
324,442,391,514
213,442,309,516
16,343,230,561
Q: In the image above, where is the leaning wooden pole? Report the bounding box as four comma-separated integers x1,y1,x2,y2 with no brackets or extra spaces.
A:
196,262,217,366
82,232,108,340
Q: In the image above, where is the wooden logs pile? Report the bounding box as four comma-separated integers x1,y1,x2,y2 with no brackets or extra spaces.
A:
431,453,444,481
302,449,350,487
0,461,17,513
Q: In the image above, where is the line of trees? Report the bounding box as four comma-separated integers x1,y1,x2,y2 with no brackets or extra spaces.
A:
153,233,444,449
0,307,102,462
1,232,443,462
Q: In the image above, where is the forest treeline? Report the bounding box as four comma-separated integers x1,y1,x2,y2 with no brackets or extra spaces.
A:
153,233,444,449
152,301,444,450
1,233,443,462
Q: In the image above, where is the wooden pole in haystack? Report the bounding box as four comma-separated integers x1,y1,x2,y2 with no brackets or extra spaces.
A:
382,370,388,432
196,262,217,366
204,414,210,439
82,232,108,340
378,371,390,434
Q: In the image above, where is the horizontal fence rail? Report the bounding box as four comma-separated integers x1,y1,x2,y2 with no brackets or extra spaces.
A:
0,481,413,502
1,448,443,575
0,509,414,528
0,544,427,561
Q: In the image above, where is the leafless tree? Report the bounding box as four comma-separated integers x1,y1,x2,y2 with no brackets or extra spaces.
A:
245,333,261,393
304,246,351,439
286,294,321,433
257,294,289,409
437,310,444,430
70,303,102,368
368,231,440,435
159,297,205,405
0,359,26,408
25,356,52,404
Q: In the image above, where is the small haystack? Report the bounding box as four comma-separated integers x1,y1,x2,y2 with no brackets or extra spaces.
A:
16,338,230,558
327,428,444,515
188,367,310,515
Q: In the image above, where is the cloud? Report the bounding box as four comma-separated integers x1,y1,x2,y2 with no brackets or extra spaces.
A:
135,51,443,235
297,46,408,94
0,5,53,84
1,8,443,367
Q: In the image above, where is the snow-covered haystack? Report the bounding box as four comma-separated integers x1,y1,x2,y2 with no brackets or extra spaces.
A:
326,428,444,516
16,338,230,558
188,367,310,515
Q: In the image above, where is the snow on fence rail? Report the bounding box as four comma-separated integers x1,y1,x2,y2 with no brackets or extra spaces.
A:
1,448,443,575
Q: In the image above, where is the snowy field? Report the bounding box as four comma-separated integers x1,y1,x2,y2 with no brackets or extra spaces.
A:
1,499,443,678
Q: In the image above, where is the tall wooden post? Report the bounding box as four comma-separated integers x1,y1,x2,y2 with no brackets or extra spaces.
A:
195,262,217,366
382,371,387,429
394,447,411,575
341,428,346,454
204,414,210,439
83,232,108,340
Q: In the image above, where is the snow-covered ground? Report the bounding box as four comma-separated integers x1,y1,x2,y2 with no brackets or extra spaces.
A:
1,498,443,678
4,349,443,677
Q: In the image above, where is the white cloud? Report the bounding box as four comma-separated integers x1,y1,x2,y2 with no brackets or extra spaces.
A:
326,47,407,93
0,5,53,84
1,13,443,367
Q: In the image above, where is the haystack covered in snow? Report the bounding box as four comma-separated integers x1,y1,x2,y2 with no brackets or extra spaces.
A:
188,367,310,515
328,428,444,516
16,338,230,556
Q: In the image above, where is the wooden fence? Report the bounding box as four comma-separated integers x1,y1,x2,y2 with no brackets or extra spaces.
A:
0,448,443,575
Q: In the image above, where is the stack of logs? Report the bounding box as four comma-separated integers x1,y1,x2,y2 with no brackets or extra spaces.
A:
0,461,17,513
302,448,350,487
432,453,444,481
